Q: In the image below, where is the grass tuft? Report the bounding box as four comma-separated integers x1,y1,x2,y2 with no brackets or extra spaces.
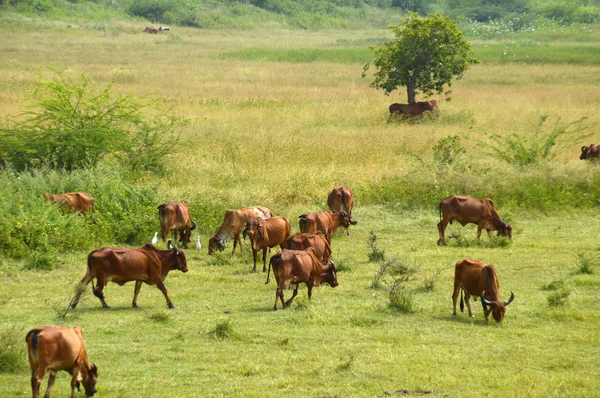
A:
575,252,595,275
149,311,171,323
209,320,236,340
547,289,570,308
0,328,24,374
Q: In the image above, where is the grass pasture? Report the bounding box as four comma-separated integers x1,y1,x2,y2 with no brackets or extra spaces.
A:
1,22,600,397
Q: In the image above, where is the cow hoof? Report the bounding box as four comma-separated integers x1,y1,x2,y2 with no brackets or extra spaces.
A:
71,304,77,309
168,303,175,309
273,307,278,311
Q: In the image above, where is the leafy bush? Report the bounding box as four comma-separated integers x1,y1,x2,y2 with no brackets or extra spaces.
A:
0,328,24,373
367,231,385,262
547,288,570,307
388,279,415,313
433,135,467,165
575,252,595,275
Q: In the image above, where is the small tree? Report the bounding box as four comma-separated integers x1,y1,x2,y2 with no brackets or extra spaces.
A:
363,13,479,104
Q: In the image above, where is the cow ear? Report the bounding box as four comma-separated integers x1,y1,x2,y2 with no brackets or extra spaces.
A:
91,363,98,375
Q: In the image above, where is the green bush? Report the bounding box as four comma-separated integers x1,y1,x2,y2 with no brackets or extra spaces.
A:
547,288,570,307
0,328,24,374
433,135,466,166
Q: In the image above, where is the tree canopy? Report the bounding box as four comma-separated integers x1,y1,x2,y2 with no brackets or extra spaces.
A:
363,13,479,104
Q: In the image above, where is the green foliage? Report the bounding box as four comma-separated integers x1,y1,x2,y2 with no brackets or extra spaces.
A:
363,13,479,103
446,0,531,22
0,328,23,374
433,135,466,165
547,288,570,307
575,252,595,275
367,231,385,263
209,320,237,340
480,115,591,167
388,278,415,313
149,311,171,323
0,69,187,173
541,278,566,291
536,0,600,24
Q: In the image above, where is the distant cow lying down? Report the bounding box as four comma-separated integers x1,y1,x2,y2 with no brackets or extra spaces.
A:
580,144,599,160
144,26,158,34
388,100,438,122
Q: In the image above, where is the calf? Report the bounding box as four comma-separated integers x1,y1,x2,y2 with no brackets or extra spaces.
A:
285,232,332,263
244,216,291,272
144,26,158,34
298,210,350,244
580,144,599,160
26,326,98,398
44,192,94,215
208,206,272,254
452,259,514,323
266,248,338,310
388,100,438,122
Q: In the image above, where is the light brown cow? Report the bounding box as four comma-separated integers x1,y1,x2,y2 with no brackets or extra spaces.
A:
298,210,350,244
388,100,438,122
580,144,599,160
244,216,291,272
285,232,332,263
26,326,98,398
144,26,158,34
452,258,514,323
158,201,196,249
71,241,188,309
327,186,358,231
44,192,94,215
437,195,512,245
266,248,338,310
208,206,272,255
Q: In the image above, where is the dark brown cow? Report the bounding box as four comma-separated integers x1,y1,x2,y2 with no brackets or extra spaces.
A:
327,186,358,230
266,248,338,310
285,233,332,263
44,192,94,215
158,201,196,249
580,144,599,160
26,326,98,398
71,241,187,309
144,26,158,34
452,259,514,323
388,100,438,122
298,210,350,244
208,206,272,255
437,195,512,245
244,216,291,272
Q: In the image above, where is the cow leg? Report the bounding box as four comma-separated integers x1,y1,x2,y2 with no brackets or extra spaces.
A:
71,272,93,309
155,280,174,309
232,236,240,255
285,284,299,307
481,300,491,321
91,279,110,308
307,284,313,299
252,249,258,272
43,370,57,398
132,281,143,307
70,373,79,398
476,225,483,242
262,247,268,272
31,369,43,398
437,221,447,245
452,286,460,316
464,294,475,317
275,283,286,310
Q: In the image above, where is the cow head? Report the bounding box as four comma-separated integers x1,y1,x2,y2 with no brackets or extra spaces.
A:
244,220,264,248
80,363,98,397
498,222,512,240
581,146,591,160
168,240,188,272
338,210,351,228
208,236,224,254
324,260,339,288
481,291,514,323
418,100,438,111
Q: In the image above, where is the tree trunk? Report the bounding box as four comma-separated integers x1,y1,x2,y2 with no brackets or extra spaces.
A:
407,81,416,104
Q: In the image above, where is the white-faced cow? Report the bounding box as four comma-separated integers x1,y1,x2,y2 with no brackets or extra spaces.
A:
452,258,515,323
437,195,511,245
208,206,272,254
26,326,98,398
158,201,196,249
71,241,187,309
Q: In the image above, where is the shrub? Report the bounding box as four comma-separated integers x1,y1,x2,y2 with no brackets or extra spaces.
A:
209,320,236,340
575,252,595,275
388,279,415,313
0,328,24,373
541,278,566,291
367,231,385,262
547,288,570,307
433,135,466,166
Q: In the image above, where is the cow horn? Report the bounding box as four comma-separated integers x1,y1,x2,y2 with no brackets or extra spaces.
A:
480,292,492,306
350,219,358,225
504,291,515,306
167,240,173,250
191,221,197,231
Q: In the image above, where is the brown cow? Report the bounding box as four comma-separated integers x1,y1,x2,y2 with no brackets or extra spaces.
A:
44,192,94,215
244,216,291,272
144,26,158,34
71,241,187,309
452,259,514,323
298,210,350,244
266,248,338,310
437,195,512,245
327,186,358,231
158,201,196,249
285,232,332,263
208,206,272,255
580,144,599,160
26,326,98,398
388,100,438,122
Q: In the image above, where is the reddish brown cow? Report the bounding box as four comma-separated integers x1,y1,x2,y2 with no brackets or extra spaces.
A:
298,210,350,244
437,195,512,245
244,216,291,272
327,186,358,230
158,201,196,249
144,26,158,34
26,326,98,398
580,144,599,160
285,233,332,263
452,259,514,323
71,241,188,309
44,192,94,215
208,206,272,255
388,100,438,122
266,248,338,310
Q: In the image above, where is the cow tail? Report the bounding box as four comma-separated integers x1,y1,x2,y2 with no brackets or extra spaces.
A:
87,253,96,295
460,288,464,313
266,255,279,285
26,329,41,361
439,201,442,223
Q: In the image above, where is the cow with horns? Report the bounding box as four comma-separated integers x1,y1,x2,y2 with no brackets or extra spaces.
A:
158,201,196,249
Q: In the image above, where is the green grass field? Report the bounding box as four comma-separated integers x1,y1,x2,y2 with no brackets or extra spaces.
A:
1,21,599,397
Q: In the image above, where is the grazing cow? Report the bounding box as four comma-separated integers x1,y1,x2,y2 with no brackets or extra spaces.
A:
158,26,171,31
580,144,599,160
26,326,98,398
327,186,358,233
266,248,338,310
144,26,158,34
452,259,514,323
208,206,272,255
244,216,291,272
158,201,196,249
44,192,94,215
71,241,188,309
298,210,350,244
437,195,512,245
388,100,438,122
285,233,332,263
